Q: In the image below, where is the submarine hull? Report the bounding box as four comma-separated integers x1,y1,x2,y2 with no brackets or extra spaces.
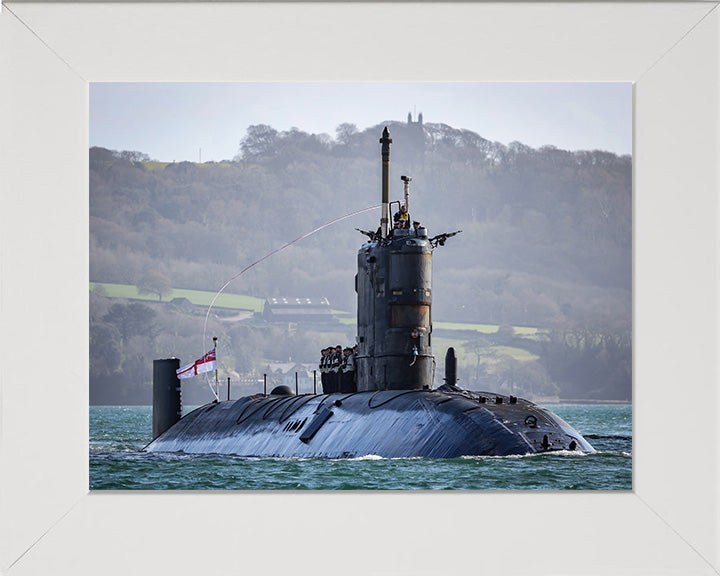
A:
144,390,593,458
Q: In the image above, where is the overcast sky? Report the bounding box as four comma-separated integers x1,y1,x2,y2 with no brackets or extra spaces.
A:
90,82,631,162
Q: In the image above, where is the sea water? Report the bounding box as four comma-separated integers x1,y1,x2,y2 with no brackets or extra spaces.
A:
89,404,631,490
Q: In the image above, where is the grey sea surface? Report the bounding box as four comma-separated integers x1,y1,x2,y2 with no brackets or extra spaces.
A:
89,404,631,490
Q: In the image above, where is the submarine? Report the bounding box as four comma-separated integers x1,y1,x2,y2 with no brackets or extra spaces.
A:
145,127,594,458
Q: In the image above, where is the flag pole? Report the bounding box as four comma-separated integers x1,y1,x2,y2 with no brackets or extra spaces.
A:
213,336,219,400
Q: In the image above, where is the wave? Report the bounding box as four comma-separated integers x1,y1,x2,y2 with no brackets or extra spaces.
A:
460,449,631,460
458,452,587,461
347,454,384,461
585,434,632,441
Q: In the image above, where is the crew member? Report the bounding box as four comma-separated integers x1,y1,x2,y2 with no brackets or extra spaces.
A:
389,220,401,238
352,345,359,389
319,348,327,393
340,347,356,393
320,348,331,394
330,345,343,393
393,204,410,226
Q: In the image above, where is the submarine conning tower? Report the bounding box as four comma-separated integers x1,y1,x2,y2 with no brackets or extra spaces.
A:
355,127,434,392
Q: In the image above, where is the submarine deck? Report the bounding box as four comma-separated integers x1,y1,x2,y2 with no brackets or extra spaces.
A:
145,389,593,459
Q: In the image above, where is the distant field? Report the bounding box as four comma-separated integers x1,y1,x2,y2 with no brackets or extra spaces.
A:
142,161,171,171
90,282,265,312
434,321,540,336
432,337,538,364
338,317,540,339
142,161,234,171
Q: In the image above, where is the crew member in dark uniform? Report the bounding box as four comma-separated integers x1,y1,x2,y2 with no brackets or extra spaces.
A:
330,345,342,393
320,348,330,394
352,345,359,390
325,347,335,393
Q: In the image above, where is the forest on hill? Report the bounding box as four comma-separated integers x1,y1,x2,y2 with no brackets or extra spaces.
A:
90,118,631,404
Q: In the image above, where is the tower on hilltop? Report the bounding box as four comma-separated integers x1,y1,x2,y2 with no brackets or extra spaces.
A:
407,111,423,126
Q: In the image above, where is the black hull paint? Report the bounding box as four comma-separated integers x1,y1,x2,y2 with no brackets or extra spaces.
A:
145,389,593,458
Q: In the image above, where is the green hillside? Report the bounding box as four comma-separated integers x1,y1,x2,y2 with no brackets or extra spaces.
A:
91,282,264,312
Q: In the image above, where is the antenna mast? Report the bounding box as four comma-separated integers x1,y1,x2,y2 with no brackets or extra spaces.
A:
379,127,392,239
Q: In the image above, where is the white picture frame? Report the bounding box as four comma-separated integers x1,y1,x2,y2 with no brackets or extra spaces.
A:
1,2,718,575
